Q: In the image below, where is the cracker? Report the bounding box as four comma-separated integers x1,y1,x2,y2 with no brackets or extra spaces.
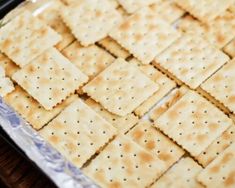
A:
150,86,188,121
117,0,160,14
37,0,75,51
178,12,235,49
0,53,19,77
85,98,139,134
201,59,235,113
196,126,235,167
154,33,229,89
83,135,167,188
98,37,130,59
151,157,203,188
149,0,185,24
0,67,14,97
4,86,76,130
127,121,184,168
0,11,61,68
62,0,122,46
83,58,159,116
154,90,233,157
174,0,235,23
109,7,180,64
197,143,235,188
39,98,116,168
130,59,176,117
12,48,88,110
62,41,115,79
224,38,235,58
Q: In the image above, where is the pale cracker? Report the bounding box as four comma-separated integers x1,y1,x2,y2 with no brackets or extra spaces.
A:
129,59,176,117
151,157,203,188
154,33,229,89
154,90,233,157
109,7,180,64
150,86,188,121
0,11,61,68
4,86,76,130
83,135,167,188
0,67,14,97
197,143,235,188
174,0,235,23
62,0,122,46
37,0,75,50
196,126,235,167
85,98,139,134
117,0,161,14
98,37,130,59
127,121,184,168
149,0,185,24
12,48,88,110
201,58,235,113
62,41,115,79
39,98,116,168
178,12,235,49
224,39,235,57
82,58,159,116
0,53,19,77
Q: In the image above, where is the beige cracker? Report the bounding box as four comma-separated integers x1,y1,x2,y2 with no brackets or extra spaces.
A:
0,53,19,78
154,33,229,89
85,98,138,134
224,38,235,58
62,41,115,79
0,67,14,97
109,7,180,64
154,90,233,157
62,0,122,46
12,47,88,110
197,143,235,188
151,157,203,188
83,135,167,188
40,98,116,168
4,86,76,130
127,121,185,169
83,58,159,116
0,11,61,68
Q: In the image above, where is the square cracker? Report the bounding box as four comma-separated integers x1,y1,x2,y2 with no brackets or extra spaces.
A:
174,0,235,23
196,126,235,167
154,33,229,89
61,0,122,46
39,98,116,168
12,48,88,110
197,143,235,188
85,98,139,134
37,0,75,51
149,0,185,24
0,11,61,68
98,37,130,59
127,121,184,169
178,12,235,49
201,58,235,113
151,157,203,188
83,135,167,188
4,86,76,130
117,0,160,14
224,39,235,57
82,58,159,116
0,53,19,78
0,67,14,97
62,41,115,79
109,7,180,64
154,90,233,157
129,59,176,117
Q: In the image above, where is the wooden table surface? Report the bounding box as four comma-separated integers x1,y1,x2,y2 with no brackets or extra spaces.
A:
0,135,57,188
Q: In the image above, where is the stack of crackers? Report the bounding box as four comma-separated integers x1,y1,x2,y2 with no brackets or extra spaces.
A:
1,0,235,187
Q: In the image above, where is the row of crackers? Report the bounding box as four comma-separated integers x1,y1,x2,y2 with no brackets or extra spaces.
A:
1,0,235,187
